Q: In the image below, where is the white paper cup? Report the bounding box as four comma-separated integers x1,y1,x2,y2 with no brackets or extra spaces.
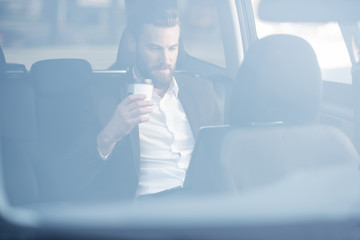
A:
127,83,153,101
127,83,153,119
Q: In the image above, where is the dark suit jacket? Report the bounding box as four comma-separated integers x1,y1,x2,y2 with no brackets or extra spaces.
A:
81,71,222,201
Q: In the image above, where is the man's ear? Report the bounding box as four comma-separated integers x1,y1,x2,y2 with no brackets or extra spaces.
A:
128,34,136,52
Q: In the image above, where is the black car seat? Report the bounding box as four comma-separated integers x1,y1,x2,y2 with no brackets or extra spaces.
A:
0,46,39,205
185,34,360,194
30,59,99,201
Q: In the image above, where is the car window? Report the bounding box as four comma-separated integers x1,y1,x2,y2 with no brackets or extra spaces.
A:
0,0,226,71
179,0,226,68
0,0,126,70
251,0,352,84
1,1,360,239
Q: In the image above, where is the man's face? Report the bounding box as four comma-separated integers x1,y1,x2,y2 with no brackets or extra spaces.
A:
135,24,180,89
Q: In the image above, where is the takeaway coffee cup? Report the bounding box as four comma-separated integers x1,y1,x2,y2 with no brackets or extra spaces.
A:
127,78,153,101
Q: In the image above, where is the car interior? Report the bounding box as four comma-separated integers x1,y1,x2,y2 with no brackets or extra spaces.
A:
0,0,359,239
185,34,359,195
108,25,232,121
0,0,234,205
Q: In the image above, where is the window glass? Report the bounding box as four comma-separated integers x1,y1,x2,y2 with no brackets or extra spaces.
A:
178,0,226,68
251,0,352,84
0,0,126,70
0,0,226,70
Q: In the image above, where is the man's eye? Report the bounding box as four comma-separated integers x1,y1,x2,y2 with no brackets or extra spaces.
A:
149,46,160,51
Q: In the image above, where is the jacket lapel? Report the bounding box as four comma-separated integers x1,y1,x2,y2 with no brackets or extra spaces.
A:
120,72,141,175
128,127,140,175
177,74,201,138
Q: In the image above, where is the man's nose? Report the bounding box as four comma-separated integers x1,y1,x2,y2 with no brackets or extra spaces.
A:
159,49,171,65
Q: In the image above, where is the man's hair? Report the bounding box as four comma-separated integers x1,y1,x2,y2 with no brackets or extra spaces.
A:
126,0,180,40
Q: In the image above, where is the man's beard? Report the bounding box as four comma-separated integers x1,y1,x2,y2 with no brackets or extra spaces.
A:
136,58,176,89
149,64,175,89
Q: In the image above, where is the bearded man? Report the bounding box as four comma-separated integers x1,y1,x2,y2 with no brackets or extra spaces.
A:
92,3,221,200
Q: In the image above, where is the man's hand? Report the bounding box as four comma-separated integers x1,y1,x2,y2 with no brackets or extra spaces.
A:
97,94,154,159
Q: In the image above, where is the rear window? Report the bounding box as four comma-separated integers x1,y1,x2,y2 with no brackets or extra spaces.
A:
251,0,352,84
0,0,226,70
179,0,226,68
0,0,126,70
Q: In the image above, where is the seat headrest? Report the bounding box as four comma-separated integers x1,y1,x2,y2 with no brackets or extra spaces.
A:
230,34,322,126
110,27,135,70
30,59,92,96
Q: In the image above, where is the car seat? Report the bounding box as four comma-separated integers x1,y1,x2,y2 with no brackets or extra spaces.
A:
185,34,360,194
0,46,39,205
30,59,99,201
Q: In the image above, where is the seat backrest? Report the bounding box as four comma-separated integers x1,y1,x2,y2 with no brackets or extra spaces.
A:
0,46,39,205
185,35,359,194
30,59,97,201
31,59,92,151
220,124,359,192
109,27,135,70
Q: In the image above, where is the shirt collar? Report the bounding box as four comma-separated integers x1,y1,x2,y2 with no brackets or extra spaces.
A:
168,76,179,98
132,66,179,98
132,66,141,82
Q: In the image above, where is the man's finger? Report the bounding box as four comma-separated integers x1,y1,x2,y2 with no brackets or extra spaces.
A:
126,100,154,112
128,115,150,126
129,106,153,118
122,94,147,105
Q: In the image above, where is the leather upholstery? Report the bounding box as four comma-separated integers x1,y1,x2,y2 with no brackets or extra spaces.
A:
30,59,98,201
0,46,39,205
185,35,359,194
229,34,322,126
31,59,92,95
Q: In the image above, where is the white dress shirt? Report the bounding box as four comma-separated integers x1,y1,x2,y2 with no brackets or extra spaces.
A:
136,78,195,196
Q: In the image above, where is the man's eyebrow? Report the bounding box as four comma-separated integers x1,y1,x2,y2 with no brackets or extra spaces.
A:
147,43,161,48
146,43,179,48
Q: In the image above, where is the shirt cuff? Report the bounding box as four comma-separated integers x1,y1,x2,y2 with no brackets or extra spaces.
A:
97,146,110,160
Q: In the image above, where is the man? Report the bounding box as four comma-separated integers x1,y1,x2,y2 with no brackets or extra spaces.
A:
87,3,221,200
